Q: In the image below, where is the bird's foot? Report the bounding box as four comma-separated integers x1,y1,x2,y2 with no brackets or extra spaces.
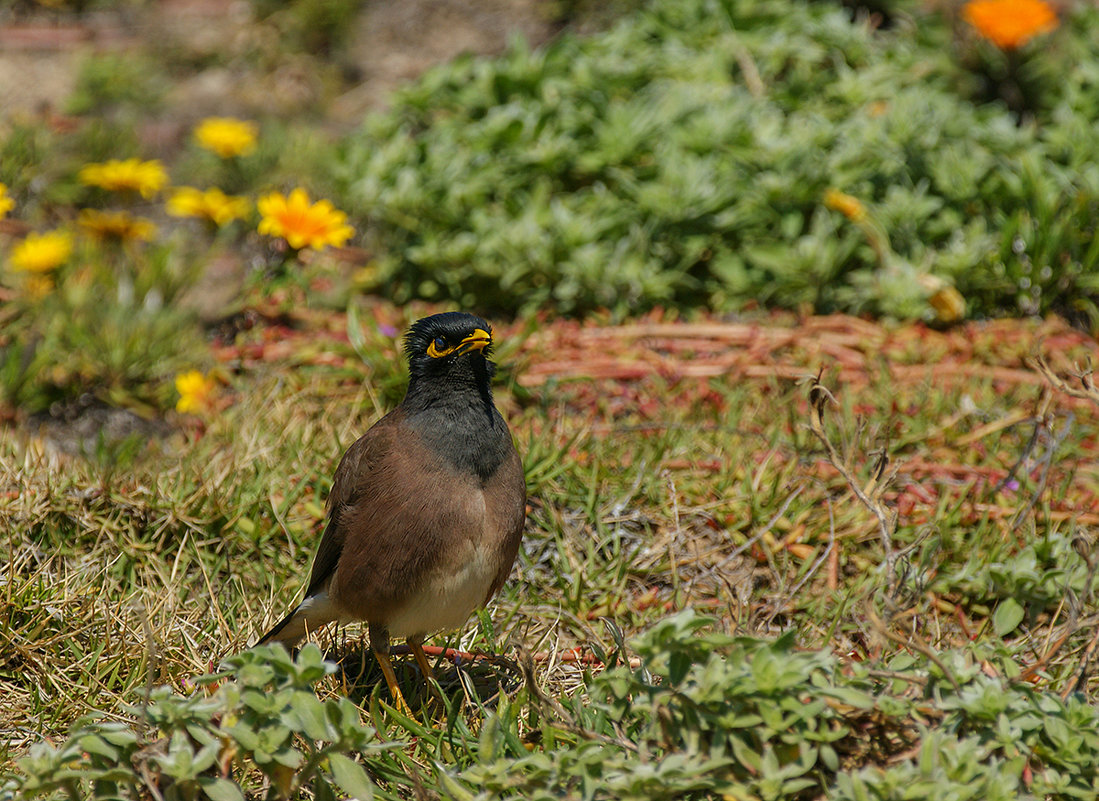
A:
374,650,413,715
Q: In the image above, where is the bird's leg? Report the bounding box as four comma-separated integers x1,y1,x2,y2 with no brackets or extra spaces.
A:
408,639,437,682
409,638,447,706
369,624,409,713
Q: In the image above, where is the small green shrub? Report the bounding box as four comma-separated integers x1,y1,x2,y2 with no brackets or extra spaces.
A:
832,729,1024,801
335,0,1099,324
0,236,204,416
0,120,143,216
932,526,1098,630
448,610,1099,800
8,612,1099,800
249,0,362,57
9,645,384,801
66,52,168,117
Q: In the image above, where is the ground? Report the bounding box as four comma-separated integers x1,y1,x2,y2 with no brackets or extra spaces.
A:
0,0,557,124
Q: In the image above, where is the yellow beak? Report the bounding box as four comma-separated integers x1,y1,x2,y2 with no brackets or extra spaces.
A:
457,328,492,354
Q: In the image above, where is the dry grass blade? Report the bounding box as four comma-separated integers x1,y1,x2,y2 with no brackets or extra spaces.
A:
1032,354,1099,407
806,371,899,594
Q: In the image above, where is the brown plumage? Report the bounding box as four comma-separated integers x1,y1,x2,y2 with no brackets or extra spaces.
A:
255,312,526,705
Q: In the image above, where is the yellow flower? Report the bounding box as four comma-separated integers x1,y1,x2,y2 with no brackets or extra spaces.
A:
78,209,158,242
917,274,967,324
257,188,354,251
22,275,55,299
962,0,1058,49
78,158,168,198
167,186,251,226
175,370,217,414
9,230,74,273
194,117,258,159
929,285,967,324
0,183,14,219
824,189,867,223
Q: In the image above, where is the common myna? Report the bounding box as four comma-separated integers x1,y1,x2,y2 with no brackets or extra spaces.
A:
256,312,526,706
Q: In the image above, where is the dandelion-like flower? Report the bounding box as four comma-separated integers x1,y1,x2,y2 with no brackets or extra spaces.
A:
167,186,251,227
78,158,168,198
9,230,74,273
257,188,354,251
0,183,14,219
194,117,258,159
962,0,1058,49
78,209,158,242
824,189,867,223
175,370,217,414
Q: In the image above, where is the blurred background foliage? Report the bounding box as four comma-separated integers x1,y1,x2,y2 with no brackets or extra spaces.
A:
335,0,1099,324
2,0,1097,418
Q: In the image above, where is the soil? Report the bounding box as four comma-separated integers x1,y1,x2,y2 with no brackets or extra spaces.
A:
0,0,557,124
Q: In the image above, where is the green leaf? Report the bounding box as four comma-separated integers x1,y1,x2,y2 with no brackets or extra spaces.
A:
199,777,245,801
327,753,374,801
314,775,338,801
289,690,330,740
435,768,477,801
993,598,1025,637
226,722,259,751
75,734,118,761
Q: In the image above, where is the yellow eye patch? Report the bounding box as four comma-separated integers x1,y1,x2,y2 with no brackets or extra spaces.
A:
427,337,455,358
426,328,492,359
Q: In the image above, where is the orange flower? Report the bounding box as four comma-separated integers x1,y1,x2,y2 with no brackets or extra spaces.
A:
257,188,354,251
962,0,1058,49
824,189,867,223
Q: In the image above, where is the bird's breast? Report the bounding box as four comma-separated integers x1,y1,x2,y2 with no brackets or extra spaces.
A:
383,493,502,638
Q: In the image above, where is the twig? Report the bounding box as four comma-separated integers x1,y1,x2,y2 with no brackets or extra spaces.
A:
764,498,837,626
784,500,837,601
1018,627,1075,681
1031,354,1099,407
516,648,640,753
807,370,899,593
868,608,962,694
731,41,764,98
861,668,928,687
989,407,1046,496
1011,410,1074,533
1063,625,1099,700
713,485,804,571
386,643,640,671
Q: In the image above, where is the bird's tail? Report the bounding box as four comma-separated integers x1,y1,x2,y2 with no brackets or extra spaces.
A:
253,591,338,648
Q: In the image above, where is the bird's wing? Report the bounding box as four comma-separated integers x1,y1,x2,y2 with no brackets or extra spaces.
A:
484,439,527,602
302,410,403,598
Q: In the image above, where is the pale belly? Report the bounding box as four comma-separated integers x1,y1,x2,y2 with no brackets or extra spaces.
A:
383,539,500,638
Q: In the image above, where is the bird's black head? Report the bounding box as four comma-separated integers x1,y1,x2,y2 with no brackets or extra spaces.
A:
403,312,496,386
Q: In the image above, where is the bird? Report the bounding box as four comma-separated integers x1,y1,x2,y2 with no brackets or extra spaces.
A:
255,311,526,708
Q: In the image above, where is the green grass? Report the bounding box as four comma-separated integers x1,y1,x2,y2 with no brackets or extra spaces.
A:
4,310,1099,798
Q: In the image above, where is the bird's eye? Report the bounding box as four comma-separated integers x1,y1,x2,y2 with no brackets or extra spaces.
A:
427,335,451,358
